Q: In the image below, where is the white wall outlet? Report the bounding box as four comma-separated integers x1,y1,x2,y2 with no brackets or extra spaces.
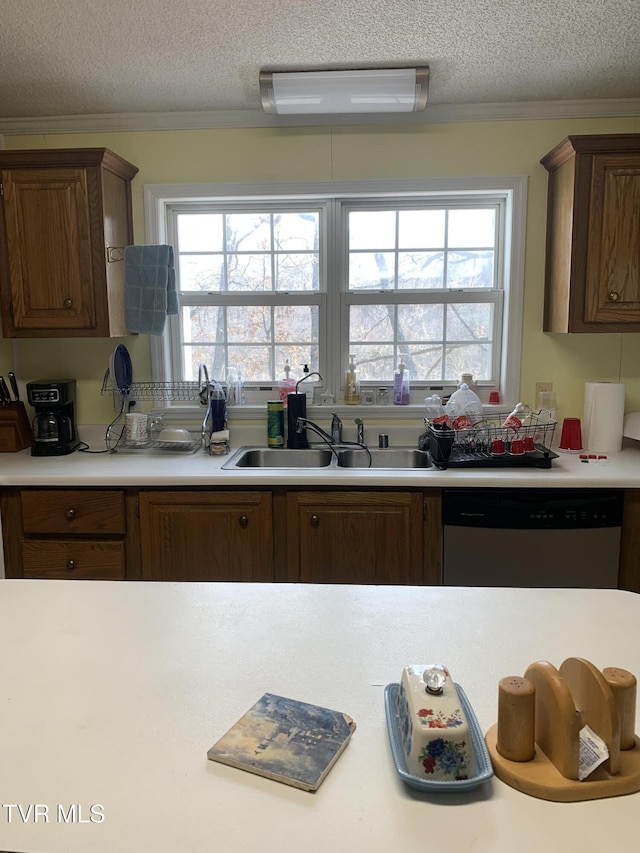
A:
535,382,553,397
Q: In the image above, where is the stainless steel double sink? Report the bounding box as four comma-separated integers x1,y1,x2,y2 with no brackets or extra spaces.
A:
222,446,433,470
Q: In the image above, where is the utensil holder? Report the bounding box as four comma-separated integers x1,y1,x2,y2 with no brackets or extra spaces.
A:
0,402,33,452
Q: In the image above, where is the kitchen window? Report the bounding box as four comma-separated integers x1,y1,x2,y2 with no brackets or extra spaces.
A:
145,177,526,407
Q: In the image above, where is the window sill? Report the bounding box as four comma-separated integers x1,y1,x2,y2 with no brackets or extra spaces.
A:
155,402,511,423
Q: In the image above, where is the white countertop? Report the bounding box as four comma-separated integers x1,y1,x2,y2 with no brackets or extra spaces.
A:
1,431,640,488
0,581,638,852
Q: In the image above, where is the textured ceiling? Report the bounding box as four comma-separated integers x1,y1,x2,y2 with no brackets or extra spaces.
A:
1,0,639,120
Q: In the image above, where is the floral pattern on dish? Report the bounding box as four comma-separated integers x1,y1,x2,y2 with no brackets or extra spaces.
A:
419,737,471,779
416,707,465,729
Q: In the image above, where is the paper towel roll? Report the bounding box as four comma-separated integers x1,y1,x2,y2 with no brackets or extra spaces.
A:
583,382,626,453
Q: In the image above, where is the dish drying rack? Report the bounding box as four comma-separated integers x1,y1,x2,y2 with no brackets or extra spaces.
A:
101,364,210,454
423,409,558,469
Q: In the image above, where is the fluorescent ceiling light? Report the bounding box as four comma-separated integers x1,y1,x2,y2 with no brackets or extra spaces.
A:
260,67,429,115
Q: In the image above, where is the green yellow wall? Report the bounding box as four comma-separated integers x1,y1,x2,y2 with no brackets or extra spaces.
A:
2,114,640,425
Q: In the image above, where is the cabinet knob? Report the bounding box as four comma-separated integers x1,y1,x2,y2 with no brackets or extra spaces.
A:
63,298,73,309
239,515,249,528
608,291,620,302
310,514,320,528
65,508,76,519
66,560,75,571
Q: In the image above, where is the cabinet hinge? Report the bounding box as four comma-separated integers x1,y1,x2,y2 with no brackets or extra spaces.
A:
136,498,140,519
423,498,428,521
0,182,3,198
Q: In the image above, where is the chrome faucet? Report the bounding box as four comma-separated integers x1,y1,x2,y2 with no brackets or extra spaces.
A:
331,413,343,445
296,413,343,446
355,417,364,445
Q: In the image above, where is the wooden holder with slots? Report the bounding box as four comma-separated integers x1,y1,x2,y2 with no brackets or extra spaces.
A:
485,657,640,801
0,402,33,452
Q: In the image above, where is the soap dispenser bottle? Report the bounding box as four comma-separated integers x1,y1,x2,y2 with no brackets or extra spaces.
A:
393,358,410,405
344,355,360,405
278,360,297,407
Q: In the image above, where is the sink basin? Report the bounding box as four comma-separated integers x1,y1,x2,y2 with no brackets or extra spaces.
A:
222,447,334,469
336,447,432,469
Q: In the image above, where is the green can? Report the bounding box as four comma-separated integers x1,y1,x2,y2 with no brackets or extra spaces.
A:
267,401,284,447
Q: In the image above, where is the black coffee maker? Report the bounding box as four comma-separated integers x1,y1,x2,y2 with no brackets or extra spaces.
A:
27,379,80,456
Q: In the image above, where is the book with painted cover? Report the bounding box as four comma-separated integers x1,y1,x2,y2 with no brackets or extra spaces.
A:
207,693,356,792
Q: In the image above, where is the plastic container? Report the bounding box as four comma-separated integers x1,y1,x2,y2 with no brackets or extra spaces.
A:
344,355,361,405
208,382,227,433
424,394,448,425
445,383,483,427
226,368,245,406
278,361,297,407
503,402,532,431
393,358,410,405
267,401,284,447
299,364,317,405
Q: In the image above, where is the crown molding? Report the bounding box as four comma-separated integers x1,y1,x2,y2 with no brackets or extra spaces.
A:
0,98,639,135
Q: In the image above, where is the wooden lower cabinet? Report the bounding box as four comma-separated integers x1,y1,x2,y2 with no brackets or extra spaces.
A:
619,490,640,592
286,490,441,585
138,490,273,581
1,486,442,585
1,488,127,580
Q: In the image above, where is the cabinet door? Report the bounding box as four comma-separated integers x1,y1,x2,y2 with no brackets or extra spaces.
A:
585,154,640,324
1,167,97,331
139,491,273,582
287,491,425,585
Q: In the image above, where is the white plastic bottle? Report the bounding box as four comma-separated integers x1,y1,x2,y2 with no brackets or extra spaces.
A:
445,383,483,426
393,358,410,405
502,402,532,431
300,364,316,405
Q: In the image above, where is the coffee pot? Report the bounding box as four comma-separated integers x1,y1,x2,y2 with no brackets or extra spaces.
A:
26,379,80,456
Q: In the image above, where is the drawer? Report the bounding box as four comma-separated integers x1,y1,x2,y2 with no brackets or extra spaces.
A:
21,490,126,535
22,541,125,580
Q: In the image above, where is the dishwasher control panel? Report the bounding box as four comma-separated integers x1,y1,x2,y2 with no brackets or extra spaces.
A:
442,488,624,529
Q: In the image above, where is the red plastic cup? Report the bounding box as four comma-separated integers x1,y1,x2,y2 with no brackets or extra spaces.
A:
491,438,506,455
510,438,525,455
488,391,501,404
523,435,536,452
559,417,583,451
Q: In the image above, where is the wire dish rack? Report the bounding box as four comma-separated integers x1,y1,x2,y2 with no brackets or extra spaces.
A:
424,409,558,469
105,426,204,454
118,381,202,403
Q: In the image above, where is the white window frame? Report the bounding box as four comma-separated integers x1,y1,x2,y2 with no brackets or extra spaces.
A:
144,177,527,415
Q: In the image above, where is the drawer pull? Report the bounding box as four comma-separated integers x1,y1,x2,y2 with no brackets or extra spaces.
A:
63,298,73,309
65,509,76,520
66,560,76,571
310,514,320,528
239,515,249,528
608,291,620,302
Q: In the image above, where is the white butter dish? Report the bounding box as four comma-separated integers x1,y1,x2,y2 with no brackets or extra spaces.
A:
385,665,493,792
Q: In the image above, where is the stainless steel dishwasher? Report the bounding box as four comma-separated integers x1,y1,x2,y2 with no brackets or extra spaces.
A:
442,488,623,587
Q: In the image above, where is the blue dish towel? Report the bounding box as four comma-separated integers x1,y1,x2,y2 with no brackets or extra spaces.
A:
124,245,179,335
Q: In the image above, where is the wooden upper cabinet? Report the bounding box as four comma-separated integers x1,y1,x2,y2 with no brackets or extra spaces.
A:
541,134,640,333
0,147,138,337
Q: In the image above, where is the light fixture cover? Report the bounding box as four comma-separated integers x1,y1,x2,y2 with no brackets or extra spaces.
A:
260,67,429,115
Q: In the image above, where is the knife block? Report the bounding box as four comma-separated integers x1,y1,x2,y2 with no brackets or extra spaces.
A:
485,657,640,802
0,402,33,452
